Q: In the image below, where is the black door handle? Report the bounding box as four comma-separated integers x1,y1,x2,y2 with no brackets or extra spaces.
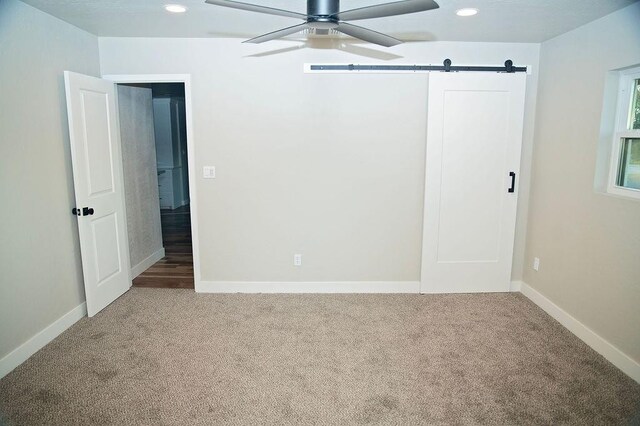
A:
508,172,516,193
72,207,94,216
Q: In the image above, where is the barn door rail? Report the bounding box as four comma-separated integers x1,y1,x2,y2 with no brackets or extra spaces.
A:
306,59,527,73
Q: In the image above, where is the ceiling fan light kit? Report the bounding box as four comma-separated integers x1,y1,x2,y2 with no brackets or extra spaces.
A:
204,0,440,47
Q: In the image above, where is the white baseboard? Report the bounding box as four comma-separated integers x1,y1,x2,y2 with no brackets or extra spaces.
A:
520,281,640,384
510,280,523,292
0,302,87,379
131,247,165,278
196,281,421,294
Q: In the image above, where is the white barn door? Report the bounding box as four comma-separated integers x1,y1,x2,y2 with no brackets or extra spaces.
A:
420,72,526,293
64,71,131,316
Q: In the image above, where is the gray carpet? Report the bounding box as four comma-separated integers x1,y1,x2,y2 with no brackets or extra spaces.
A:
0,289,638,425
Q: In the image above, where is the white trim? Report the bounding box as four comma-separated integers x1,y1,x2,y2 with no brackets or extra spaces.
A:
130,247,165,279
520,281,640,384
510,280,523,292
102,74,202,292
0,303,87,379
197,281,421,294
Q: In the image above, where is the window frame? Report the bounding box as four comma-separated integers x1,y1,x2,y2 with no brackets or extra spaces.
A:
607,67,640,199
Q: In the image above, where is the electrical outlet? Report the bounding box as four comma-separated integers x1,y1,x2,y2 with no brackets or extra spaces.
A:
294,254,302,266
533,257,540,271
203,166,216,179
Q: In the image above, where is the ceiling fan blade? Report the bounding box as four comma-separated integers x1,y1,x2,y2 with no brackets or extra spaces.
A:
244,23,310,43
205,0,307,20
335,22,402,47
333,0,439,21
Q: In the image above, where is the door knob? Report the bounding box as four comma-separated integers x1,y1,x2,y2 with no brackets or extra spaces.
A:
82,207,94,216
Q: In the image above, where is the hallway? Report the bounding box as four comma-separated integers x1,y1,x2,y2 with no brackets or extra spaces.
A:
132,205,194,289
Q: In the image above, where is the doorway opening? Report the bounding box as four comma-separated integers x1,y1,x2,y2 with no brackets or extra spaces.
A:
116,82,194,289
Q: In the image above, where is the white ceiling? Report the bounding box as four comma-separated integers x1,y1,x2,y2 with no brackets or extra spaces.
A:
21,0,639,43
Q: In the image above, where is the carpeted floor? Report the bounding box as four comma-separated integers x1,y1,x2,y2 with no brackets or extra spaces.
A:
0,289,639,425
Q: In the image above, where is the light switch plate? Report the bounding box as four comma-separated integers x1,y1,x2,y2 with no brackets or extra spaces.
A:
203,166,216,179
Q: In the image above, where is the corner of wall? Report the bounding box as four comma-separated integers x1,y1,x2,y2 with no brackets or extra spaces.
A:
518,280,640,384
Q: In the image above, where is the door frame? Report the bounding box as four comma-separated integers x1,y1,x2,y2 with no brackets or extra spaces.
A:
103,74,201,291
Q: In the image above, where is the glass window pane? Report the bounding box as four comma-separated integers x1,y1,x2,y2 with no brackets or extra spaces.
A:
617,138,640,190
630,78,640,130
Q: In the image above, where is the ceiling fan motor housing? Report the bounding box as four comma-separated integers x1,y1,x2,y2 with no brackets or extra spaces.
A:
307,0,340,28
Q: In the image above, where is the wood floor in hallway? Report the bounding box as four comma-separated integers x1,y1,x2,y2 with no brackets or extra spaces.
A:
132,205,194,289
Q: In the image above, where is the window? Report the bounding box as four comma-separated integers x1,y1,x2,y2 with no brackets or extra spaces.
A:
608,67,640,198
616,138,640,190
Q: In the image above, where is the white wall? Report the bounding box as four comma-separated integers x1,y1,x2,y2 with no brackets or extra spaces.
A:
524,3,640,362
117,85,164,270
0,0,100,359
99,38,540,285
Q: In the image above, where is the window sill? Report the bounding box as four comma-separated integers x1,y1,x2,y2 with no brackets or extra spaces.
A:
601,186,640,202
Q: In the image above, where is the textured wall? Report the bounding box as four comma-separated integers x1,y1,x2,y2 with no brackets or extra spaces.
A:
0,0,100,359
99,39,540,284
117,85,163,269
524,3,640,362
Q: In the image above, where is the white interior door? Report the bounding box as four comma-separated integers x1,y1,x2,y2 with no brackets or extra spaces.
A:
64,71,131,316
420,72,526,293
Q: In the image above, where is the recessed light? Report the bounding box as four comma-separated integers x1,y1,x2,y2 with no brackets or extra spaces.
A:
165,4,187,13
456,8,478,17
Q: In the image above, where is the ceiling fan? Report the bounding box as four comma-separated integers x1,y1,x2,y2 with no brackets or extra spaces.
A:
204,0,440,47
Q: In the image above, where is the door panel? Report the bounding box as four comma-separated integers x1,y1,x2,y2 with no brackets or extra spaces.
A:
81,90,115,195
421,72,526,293
64,71,131,316
438,90,507,263
91,213,122,285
